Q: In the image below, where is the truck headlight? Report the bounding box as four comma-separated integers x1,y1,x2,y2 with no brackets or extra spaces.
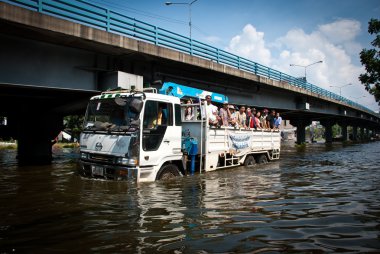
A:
116,157,138,166
117,157,129,165
127,157,138,166
80,152,88,159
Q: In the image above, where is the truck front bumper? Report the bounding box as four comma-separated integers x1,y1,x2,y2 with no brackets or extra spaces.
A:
78,160,139,181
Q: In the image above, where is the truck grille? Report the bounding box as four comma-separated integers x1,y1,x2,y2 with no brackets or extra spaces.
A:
89,154,115,163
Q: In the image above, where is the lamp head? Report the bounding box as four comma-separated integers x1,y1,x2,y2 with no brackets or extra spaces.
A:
165,2,172,5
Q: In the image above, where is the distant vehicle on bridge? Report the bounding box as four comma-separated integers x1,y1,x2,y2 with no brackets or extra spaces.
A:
78,73,281,182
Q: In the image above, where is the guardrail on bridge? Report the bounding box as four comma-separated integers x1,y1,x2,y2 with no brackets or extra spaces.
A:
3,0,376,115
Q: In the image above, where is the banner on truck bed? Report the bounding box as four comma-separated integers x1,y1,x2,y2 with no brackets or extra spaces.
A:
228,132,252,156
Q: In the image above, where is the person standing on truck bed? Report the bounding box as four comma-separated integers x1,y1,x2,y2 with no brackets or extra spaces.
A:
255,111,262,129
261,109,269,129
236,106,247,128
267,110,276,130
219,101,229,127
275,112,282,129
246,107,254,129
228,105,238,127
205,95,219,126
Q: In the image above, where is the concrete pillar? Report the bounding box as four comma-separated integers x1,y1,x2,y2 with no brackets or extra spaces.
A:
340,122,348,141
321,120,333,143
366,128,370,139
16,113,62,165
360,127,365,141
290,119,311,144
352,125,358,141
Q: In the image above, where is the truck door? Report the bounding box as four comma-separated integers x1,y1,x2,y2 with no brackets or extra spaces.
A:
140,100,181,167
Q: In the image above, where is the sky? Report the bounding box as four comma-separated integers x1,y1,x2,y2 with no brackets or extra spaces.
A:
93,0,379,112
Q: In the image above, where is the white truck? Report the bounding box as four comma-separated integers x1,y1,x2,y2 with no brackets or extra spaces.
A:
78,74,281,182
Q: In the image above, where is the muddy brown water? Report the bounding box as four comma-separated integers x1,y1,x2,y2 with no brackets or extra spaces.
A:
0,142,379,253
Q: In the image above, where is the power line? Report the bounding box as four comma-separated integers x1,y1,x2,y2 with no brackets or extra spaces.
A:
89,0,187,25
84,0,217,41
192,24,210,37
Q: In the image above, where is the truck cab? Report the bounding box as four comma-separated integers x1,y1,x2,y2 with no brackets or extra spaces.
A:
79,90,183,182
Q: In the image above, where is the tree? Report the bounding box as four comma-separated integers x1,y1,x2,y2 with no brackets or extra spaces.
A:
63,115,84,142
359,19,380,105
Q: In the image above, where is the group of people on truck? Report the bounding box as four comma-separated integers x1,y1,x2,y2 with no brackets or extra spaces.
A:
183,94,282,130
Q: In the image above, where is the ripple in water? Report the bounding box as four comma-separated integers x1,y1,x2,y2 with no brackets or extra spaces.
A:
0,142,379,252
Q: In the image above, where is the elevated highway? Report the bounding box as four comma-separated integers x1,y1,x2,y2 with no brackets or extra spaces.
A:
0,1,379,164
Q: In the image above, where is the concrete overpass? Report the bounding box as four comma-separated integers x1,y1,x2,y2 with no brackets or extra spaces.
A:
0,1,379,164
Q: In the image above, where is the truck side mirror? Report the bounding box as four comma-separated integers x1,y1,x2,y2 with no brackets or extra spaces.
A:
129,98,143,113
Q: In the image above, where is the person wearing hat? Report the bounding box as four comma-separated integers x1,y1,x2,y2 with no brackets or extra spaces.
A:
228,105,237,127
219,101,229,127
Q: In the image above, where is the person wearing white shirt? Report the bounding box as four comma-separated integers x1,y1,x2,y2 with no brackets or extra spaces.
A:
205,95,219,126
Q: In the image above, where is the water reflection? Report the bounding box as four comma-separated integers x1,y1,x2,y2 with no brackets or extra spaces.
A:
0,142,379,252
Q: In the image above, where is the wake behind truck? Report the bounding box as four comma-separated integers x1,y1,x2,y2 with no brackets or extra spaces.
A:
78,73,281,182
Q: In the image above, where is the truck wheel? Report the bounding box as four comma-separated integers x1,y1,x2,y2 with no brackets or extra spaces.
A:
244,155,256,167
257,154,268,164
157,164,180,180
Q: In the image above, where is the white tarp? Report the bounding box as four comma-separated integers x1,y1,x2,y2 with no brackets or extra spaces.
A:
228,132,252,156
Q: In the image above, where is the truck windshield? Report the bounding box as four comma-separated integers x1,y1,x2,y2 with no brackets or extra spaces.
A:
83,98,140,132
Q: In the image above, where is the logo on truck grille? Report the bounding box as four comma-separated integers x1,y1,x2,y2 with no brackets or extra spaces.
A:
95,142,103,151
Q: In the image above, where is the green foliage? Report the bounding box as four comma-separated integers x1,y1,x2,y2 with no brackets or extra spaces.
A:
332,124,341,138
0,144,17,150
62,143,77,148
306,125,324,141
359,18,380,105
63,115,84,141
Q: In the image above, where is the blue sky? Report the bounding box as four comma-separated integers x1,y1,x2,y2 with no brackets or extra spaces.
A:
93,0,380,111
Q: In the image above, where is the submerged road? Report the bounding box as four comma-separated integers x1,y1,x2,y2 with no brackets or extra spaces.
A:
0,142,379,252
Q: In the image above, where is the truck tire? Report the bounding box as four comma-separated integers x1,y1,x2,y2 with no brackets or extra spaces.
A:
256,154,268,164
156,164,180,180
244,155,256,167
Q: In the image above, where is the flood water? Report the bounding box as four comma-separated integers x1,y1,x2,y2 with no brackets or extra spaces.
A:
0,142,379,253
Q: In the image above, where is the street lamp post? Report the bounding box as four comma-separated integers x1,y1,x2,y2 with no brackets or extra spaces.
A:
289,60,323,82
329,83,353,97
165,0,199,39
350,95,366,103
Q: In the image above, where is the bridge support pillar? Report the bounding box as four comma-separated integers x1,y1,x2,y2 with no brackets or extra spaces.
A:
321,120,333,143
290,119,311,144
16,113,62,165
339,122,348,142
360,127,365,141
366,128,370,140
352,125,358,141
